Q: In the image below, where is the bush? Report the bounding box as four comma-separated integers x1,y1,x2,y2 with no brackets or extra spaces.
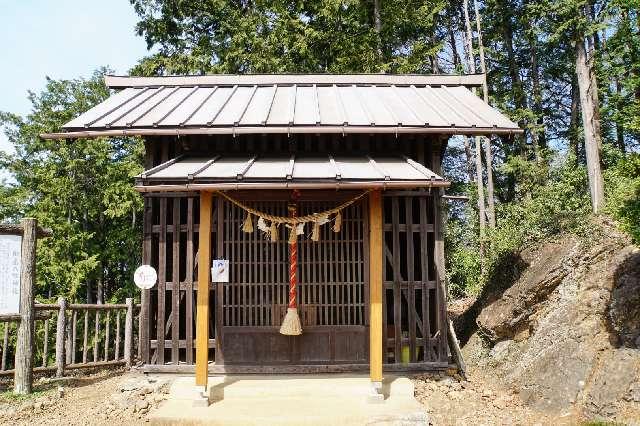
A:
445,155,591,298
603,148,640,244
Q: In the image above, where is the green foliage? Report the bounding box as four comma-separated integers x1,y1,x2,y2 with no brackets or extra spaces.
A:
603,148,640,244
129,0,445,75
446,155,592,297
0,69,144,302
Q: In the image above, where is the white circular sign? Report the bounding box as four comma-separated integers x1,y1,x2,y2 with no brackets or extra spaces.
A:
134,265,157,290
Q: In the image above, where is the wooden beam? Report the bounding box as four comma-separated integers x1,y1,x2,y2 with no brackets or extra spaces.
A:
195,191,212,387
368,190,383,383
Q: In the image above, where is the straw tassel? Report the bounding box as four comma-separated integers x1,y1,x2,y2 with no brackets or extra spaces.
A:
311,221,321,241
332,211,342,233
270,221,278,242
242,213,254,233
279,308,302,335
288,225,297,244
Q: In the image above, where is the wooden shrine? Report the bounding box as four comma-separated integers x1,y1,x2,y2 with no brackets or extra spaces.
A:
42,74,521,387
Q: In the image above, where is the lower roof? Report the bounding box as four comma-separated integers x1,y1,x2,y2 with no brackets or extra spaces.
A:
40,73,521,139
135,154,449,192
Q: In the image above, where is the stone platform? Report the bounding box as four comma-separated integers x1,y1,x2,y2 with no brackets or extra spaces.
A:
149,373,427,425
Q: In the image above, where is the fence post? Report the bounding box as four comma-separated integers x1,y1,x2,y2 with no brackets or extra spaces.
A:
124,298,133,369
14,218,36,394
55,297,67,377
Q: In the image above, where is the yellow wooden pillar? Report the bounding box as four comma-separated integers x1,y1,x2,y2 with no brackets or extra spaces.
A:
369,190,383,385
196,191,212,387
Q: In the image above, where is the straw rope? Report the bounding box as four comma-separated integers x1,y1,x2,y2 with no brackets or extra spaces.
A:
213,189,371,225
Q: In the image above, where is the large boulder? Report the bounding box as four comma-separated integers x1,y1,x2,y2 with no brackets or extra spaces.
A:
465,219,640,423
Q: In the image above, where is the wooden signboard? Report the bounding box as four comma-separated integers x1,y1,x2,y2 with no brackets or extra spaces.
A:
0,234,22,315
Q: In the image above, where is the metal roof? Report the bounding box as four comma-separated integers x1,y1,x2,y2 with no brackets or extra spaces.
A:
135,154,448,192
41,74,521,139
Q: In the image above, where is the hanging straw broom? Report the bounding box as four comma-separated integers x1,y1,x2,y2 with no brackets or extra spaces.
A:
280,201,302,335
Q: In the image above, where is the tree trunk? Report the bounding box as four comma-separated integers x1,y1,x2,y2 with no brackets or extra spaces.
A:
373,0,382,62
529,31,546,161
500,0,527,155
615,78,626,153
463,0,486,261
575,36,605,213
462,0,476,74
569,77,581,159
463,137,476,182
473,0,495,228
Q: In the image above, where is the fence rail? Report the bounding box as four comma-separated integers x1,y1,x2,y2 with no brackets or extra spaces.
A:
0,298,139,379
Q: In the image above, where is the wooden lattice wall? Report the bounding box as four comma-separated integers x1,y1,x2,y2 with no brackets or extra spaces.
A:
139,134,450,370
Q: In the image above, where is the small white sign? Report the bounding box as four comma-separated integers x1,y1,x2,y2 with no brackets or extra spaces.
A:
134,265,157,290
0,234,22,315
211,259,229,283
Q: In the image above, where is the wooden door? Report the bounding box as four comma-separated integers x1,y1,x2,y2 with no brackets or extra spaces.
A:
219,199,369,365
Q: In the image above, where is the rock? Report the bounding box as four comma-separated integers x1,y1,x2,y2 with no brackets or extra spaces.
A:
466,220,640,421
477,238,580,342
136,400,150,411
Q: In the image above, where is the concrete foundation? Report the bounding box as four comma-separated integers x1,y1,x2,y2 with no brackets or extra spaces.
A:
149,373,428,425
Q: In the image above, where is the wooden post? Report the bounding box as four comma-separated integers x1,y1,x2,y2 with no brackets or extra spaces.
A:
368,191,383,385
124,298,134,368
140,197,152,364
55,297,67,377
196,191,212,388
14,218,36,394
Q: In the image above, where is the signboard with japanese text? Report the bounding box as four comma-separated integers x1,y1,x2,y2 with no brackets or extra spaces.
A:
0,234,22,315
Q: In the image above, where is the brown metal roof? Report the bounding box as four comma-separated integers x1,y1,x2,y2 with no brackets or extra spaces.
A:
41,74,521,139
135,154,449,192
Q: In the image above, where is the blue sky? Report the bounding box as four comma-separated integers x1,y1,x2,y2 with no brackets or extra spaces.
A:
0,0,151,154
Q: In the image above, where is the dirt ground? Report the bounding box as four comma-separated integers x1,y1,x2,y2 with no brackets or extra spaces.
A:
413,369,578,426
0,368,586,426
0,369,168,426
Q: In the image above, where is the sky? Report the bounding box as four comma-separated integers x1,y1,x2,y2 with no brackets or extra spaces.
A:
0,0,151,154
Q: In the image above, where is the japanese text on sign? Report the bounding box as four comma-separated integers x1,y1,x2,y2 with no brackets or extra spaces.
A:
0,234,22,315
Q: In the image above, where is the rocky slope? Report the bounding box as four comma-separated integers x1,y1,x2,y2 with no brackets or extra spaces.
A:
459,218,640,424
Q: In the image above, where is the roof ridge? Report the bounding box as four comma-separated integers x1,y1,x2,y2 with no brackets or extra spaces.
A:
104,74,486,89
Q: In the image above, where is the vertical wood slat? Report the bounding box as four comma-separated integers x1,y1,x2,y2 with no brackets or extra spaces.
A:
432,147,448,362
1,323,9,370
42,319,49,367
157,198,167,365
186,198,194,364
391,197,402,363
65,313,72,365
115,311,121,361
172,199,181,364
82,310,88,364
71,311,77,365
216,196,224,364
93,310,100,362
419,197,431,361
55,297,67,377
140,196,152,364
406,197,417,363
104,311,111,361
196,191,212,387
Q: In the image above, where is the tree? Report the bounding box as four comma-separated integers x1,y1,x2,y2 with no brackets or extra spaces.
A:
0,69,144,301
129,0,446,75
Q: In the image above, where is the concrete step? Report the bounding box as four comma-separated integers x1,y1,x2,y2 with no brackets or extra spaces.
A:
152,374,427,425
167,374,415,401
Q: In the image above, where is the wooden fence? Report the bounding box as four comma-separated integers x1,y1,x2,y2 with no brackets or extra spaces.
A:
0,298,140,380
